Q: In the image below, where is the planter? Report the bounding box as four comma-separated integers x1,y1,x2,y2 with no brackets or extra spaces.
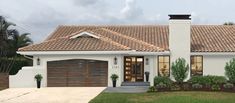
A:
145,72,149,82
112,80,116,87
34,74,43,89
37,81,41,88
110,74,118,88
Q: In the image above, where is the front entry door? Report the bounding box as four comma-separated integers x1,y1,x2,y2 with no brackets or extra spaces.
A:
124,56,144,82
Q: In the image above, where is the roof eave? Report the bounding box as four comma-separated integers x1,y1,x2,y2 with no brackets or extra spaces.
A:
17,50,170,56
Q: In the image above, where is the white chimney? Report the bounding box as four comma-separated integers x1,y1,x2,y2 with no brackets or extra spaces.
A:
169,14,191,66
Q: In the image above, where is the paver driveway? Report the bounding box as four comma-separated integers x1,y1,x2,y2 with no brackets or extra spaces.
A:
0,87,106,103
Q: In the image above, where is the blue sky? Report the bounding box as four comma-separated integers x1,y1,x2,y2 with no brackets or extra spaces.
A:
0,0,234,42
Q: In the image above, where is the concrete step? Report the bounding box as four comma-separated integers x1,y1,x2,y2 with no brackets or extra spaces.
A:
121,82,150,86
104,86,149,93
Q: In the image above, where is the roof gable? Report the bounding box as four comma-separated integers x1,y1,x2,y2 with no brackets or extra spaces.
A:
70,31,100,39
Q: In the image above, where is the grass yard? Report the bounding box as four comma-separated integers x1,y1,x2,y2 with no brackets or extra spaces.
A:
89,91,235,103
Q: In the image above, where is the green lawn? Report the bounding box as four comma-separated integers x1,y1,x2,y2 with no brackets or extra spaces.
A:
90,92,235,103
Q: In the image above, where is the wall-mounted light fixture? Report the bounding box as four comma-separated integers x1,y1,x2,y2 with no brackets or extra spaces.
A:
37,58,40,65
114,56,118,65
146,58,149,65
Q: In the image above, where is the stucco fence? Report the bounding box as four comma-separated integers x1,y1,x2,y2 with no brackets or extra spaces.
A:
9,66,46,88
0,73,9,90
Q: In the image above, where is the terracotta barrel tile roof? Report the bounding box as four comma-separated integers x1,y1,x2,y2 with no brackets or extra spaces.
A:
19,25,235,52
19,37,131,51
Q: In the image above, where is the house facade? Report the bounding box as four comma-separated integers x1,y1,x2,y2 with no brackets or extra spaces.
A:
10,14,235,87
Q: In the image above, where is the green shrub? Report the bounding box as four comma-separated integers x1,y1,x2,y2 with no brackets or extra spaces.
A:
110,74,119,81
192,83,203,89
188,76,208,85
223,83,234,89
156,82,167,89
8,57,32,75
171,58,189,84
211,84,220,91
171,84,181,91
182,83,190,90
188,75,227,86
147,86,156,92
208,75,227,85
34,74,43,81
154,76,173,87
225,58,235,83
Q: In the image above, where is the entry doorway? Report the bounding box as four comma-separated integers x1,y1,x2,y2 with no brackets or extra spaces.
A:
124,56,144,82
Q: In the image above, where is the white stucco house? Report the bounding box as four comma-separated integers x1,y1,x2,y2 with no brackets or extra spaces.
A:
9,14,235,88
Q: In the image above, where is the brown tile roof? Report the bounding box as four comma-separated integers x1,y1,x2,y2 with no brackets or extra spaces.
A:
191,25,235,52
19,36,131,51
19,25,235,52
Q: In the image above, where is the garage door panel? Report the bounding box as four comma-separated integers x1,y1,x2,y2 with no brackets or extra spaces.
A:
47,78,67,87
47,59,108,87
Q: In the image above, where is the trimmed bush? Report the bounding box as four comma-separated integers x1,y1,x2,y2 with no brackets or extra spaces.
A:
182,83,190,91
223,83,234,89
211,84,221,91
154,76,173,87
192,83,203,89
171,58,189,84
209,75,227,85
225,58,235,83
188,76,208,85
171,84,181,91
188,75,227,86
156,82,167,89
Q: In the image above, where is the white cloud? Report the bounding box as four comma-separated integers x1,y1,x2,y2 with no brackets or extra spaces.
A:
120,0,143,19
191,12,209,24
1,0,229,43
73,0,103,7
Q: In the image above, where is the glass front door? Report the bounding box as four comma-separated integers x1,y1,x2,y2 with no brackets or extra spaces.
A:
124,56,144,82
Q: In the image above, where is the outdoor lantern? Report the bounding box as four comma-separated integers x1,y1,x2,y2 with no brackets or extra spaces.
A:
114,57,118,65
146,58,149,65
37,58,40,65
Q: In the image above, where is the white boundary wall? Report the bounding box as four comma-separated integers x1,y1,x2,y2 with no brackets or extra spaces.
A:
9,66,46,88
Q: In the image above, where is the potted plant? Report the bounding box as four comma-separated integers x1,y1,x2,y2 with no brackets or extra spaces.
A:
34,74,43,88
145,71,150,82
111,74,118,87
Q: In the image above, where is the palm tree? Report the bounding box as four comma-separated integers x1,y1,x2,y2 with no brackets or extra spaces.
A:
8,30,33,54
0,16,16,49
0,16,16,73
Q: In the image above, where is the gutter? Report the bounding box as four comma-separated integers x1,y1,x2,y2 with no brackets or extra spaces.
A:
17,50,170,55
191,52,235,56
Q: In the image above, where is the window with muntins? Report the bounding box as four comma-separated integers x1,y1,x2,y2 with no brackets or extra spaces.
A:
191,56,203,76
158,56,170,77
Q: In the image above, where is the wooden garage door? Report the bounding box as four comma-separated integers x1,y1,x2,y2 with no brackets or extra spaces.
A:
47,59,108,87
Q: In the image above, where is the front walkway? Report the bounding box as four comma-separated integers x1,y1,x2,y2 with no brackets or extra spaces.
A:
0,87,105,103
104,86,149,93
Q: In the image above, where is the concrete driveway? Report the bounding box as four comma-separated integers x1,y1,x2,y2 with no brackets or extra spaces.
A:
0,87,106,103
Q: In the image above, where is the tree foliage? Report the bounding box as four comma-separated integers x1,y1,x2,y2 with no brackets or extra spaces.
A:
171,58,189,84
0,16,32,73
225,58,235,83
224,22,235,25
